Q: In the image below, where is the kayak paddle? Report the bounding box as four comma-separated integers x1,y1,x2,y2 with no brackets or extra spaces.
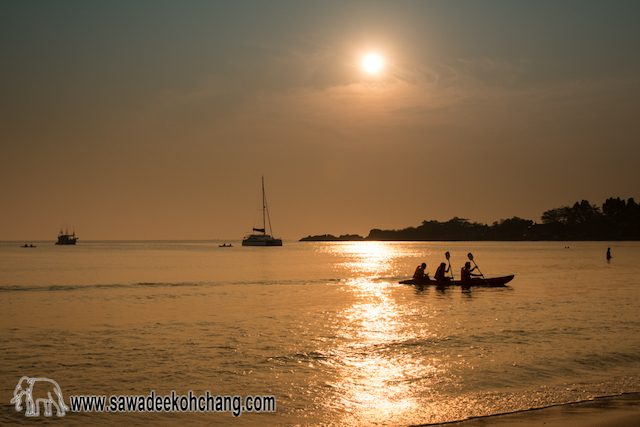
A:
445,251,454,280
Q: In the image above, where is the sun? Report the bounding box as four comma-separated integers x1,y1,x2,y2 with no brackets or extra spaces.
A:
361,53,383,74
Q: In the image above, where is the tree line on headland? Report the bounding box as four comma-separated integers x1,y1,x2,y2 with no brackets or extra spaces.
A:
300,197,640,241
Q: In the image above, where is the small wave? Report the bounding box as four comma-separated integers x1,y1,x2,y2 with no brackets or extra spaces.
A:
411,392,640,426
0,282,208,293
0,277,348,293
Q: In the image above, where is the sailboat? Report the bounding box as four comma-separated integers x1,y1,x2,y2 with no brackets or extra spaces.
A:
242,177,283,246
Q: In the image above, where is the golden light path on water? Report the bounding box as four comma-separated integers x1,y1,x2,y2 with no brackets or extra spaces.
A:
320,242,448,425
311,241,640,426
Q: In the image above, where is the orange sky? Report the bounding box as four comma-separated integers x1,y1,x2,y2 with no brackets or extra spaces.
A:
1,1,639,240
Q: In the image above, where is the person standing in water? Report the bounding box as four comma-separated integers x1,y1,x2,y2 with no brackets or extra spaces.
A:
607,248,612,261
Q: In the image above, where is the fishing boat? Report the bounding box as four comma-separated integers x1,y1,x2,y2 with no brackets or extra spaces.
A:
400,275,514,287
56,228,78,245
242,177,282,247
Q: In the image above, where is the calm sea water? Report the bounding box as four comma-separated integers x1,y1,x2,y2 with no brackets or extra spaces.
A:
1,240,639,426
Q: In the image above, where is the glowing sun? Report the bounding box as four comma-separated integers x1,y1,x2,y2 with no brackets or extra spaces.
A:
361,53,383,74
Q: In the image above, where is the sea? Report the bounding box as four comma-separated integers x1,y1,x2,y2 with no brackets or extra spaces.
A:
1,240,639,426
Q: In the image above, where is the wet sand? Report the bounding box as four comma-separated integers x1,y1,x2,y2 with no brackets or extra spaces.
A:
422,393,640,427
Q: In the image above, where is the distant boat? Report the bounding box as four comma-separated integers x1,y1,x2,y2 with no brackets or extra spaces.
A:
242,177,282,247
219,243,233,247
56,228,78,245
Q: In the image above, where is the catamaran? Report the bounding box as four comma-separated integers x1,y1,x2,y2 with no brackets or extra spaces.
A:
242,177,282,246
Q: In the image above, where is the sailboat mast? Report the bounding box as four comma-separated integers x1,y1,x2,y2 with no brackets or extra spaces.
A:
261,176,266,236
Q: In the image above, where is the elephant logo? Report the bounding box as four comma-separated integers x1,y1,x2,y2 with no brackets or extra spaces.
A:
10,376,69,417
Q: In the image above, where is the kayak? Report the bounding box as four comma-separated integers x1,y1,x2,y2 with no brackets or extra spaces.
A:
399,275,514,287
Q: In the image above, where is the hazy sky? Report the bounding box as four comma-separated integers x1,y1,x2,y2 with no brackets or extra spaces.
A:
2,1,639,240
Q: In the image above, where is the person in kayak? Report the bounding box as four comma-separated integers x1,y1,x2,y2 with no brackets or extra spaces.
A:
460,262,480,281
413,263,427,279
434,262,450,281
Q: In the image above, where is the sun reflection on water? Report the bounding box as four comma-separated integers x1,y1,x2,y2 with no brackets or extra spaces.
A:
328,278,441,425
320,241,421,279
322,242,444,425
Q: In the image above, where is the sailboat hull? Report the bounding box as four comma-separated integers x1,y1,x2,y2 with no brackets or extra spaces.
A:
241,235,283,246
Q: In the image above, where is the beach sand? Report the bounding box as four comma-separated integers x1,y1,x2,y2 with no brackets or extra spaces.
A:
424,394,640,427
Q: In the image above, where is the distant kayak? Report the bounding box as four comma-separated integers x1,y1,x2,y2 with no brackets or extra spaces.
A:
400,275,514,287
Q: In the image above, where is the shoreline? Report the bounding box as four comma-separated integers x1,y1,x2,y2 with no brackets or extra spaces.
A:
416,393,640,427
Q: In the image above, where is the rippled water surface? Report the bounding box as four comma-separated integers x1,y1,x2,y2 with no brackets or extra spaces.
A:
1,241,639,426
